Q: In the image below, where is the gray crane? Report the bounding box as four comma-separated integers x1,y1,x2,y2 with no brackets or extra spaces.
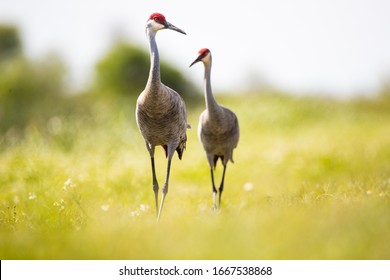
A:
190,48,240,210
136,13,188,221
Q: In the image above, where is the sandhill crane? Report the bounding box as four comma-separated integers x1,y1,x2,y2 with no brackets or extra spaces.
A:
190,48,239,210
136,13,188,221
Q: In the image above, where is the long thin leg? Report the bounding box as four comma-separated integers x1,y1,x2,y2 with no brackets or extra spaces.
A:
157,159,171,222
157,148,175,222
210,168,218,210
218,164,227,209
150,157,159,216
146,144,159,217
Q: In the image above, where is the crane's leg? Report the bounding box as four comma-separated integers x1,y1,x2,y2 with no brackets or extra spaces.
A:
150,157,159,216
218,164,227,209
157,147,175,222
210,168,218,210
208,154,218,210
146,144,159,217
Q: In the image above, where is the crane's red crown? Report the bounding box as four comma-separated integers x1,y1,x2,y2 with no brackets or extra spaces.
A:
198,48,210,59
149,13,166,25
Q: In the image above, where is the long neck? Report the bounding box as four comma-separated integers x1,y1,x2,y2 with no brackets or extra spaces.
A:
146,29,161,89
203,60,219,112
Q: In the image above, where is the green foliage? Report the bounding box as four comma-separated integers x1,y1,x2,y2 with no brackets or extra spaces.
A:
0,54,67,133
1,92,390,259
95,42,149,96
0,24,22,60
95,41,198,102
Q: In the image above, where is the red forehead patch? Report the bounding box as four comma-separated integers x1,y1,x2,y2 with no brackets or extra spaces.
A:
149,13,166,24
198,48,210,57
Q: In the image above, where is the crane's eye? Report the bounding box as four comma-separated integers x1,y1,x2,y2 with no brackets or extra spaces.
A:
154,17,162,24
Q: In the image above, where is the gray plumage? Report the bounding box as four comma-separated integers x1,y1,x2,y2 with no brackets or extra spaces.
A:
136,13,188,221
190,48,239,209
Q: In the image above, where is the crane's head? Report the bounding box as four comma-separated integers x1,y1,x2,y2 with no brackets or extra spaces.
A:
146,13,186,35
189,48,211,67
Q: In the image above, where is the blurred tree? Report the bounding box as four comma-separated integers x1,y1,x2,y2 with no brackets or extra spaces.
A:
95,41,198,102
0,54,67,132
0,24,22,61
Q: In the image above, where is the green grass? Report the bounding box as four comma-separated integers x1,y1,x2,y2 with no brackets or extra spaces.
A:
1,92,390,259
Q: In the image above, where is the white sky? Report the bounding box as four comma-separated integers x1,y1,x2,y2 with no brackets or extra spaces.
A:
1,0,390,97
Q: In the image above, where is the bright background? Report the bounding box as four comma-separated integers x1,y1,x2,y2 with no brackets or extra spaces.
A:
1,0,390,97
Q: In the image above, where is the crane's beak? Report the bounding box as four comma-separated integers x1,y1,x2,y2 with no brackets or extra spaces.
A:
165,21,186,35
189,56,201,67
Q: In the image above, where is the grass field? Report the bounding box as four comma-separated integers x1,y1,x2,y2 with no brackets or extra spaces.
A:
1,92,390,259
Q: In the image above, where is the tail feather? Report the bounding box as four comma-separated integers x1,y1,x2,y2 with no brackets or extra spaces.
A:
213,155,225,169
176,138,186,160
162,143,185,160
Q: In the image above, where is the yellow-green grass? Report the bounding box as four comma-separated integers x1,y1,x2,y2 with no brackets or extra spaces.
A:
1,93,390,259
